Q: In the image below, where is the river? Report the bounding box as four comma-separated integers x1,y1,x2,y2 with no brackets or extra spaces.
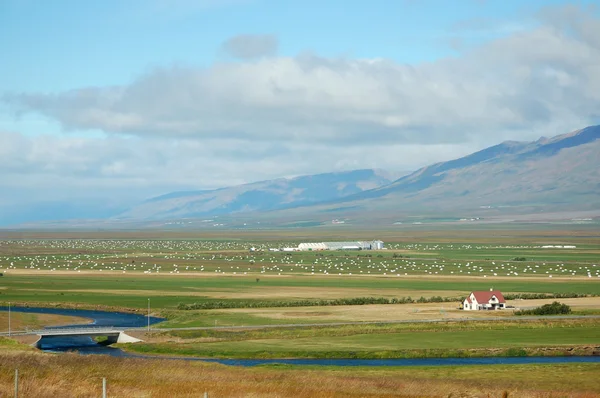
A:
2,306,599,367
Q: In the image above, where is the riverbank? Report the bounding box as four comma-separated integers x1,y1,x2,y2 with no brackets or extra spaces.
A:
1,349,599,397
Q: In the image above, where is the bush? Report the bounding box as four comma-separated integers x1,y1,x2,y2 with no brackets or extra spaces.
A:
515,301,572,316
504,292,589,300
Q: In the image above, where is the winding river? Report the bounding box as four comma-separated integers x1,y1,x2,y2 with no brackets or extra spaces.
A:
2,306,599,367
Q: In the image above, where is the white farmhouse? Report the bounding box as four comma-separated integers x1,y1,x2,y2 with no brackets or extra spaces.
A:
462,290,506,310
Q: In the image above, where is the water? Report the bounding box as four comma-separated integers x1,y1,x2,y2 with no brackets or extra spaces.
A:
0,306,163,328
198,356,600,367
2,307,599,367
1,306,163,354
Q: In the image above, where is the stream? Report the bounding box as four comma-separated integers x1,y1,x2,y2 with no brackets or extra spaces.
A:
2,306,599,367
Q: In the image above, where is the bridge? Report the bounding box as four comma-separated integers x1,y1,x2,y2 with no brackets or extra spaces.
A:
0,326,143,347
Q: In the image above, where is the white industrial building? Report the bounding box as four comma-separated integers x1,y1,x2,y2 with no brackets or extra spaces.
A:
297,240,384,251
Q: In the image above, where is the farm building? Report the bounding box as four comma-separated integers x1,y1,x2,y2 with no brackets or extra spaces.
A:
462,290,506,310
297,240,384,251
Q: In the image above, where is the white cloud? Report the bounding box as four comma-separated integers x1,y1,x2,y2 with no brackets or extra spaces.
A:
2,5,599,209
0,128,473,207
7,6,600,146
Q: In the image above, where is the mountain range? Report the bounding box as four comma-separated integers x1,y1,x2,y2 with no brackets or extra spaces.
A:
5,125,600,228
118,169,402,220
315,125,600,213
118,125,599,224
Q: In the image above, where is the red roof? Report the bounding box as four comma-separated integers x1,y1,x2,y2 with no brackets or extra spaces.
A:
471,290,505,303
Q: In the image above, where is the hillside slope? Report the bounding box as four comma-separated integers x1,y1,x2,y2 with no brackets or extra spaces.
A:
118,169,401,220
315,125,600,213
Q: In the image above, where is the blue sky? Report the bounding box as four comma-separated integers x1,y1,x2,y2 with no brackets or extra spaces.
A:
2,0,587,92
1,0,599,223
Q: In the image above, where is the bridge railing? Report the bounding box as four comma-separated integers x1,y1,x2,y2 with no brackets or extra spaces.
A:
34,327,123,335
0,326,123,336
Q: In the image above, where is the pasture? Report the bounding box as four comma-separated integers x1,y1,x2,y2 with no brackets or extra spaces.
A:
0,228,599,396
1,230,599,324
1,238,599,280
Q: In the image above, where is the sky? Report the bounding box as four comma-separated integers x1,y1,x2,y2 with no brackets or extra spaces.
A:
1,0,600,221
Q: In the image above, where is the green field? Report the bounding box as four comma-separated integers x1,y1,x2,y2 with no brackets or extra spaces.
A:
124,318,600,359
1,274,599,311
1,237,599,280
1,230,600,396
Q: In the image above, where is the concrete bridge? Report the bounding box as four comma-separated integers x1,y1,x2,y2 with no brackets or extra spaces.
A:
0,327,142,348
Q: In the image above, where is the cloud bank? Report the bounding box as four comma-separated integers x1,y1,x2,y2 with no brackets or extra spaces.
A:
2,5,600,210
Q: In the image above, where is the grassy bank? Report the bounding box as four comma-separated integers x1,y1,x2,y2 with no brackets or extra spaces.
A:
121,318,600,359
1,350,599,397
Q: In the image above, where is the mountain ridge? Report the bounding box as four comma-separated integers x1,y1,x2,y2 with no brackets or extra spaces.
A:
4,125,598,228
307,125,600,213
117,168,405,220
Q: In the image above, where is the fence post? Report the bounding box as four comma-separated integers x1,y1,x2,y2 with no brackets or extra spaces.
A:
102,377,107,398
204,392,208,398
14,369,18,398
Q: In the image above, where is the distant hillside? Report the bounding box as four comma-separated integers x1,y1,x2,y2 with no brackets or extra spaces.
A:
311,125,600,214
7,126,599,229
118,169,403,220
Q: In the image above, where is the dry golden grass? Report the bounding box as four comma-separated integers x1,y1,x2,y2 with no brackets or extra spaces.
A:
508,297,600,310
221,297,600,323
1,350,599,397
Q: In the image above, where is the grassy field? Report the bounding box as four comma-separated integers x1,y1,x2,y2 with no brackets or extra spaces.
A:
1,231,599,281
1,230,599,343
123,318,600,359
1,273,599,312
0,229,599,396
158,297,600,328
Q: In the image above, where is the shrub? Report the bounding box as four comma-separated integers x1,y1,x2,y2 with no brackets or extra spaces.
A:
515,301,572,316
176,295,460,310
504,292,589,300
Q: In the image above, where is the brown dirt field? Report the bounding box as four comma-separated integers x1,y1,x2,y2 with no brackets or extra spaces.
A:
224,297,600,323
507,296,600,310
223,303,497,322
0,312,92,331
